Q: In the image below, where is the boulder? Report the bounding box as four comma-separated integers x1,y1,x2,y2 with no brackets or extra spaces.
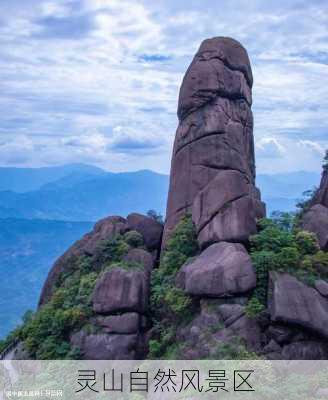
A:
70,331,139,360
92,268,149,314
266,324,294,345
216,304,245,327
96,313,141,334
315,280,328,297
214,314,262,351
39,216,127,305
301,204,328,250
196,195,259,247
281,341,328,360
269,272,328,339
176,242,256,297
192,170,262,246
162,36,265,247
123,248,153,272
127,213,163,251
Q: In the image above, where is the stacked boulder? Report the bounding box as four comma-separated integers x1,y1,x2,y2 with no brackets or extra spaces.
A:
160,37,264,355
301,168,328,250
162,37,328,360
163,36,265,249
39,213,163,360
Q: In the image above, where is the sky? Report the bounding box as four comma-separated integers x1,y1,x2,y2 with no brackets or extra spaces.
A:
0,0,327,174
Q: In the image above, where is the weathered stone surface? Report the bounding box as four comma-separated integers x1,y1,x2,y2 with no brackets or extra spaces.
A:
266,324,294,345
281,341,328,360
214,314,262,351
96,313,141,334
176,242,256,297
301,204,328,250
269,272,328,339
39,216,127,305
123,248,153,272
263,339,281,354
312,169,328,208
127,213,163,251
71,331,139,360
300,167,328,250
92,268,149,314
178,37,253,121
315,280,328,297
192,170,263,246
163,36,265,247
196,195,259,247
215,303,245,327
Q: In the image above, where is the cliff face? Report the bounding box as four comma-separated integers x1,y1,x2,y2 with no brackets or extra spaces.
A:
163,37,265,248
301,169,328,250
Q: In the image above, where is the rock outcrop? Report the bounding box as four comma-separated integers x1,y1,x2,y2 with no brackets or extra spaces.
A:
301,169,328,250
92,267,150,314
176,242,256,297
39,216,128,305
20,36,328,362
268,272,328,339
39,214,161,306
163,36,265,248
37,212,163,360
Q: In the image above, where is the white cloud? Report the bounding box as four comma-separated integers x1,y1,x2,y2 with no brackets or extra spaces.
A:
0,0,327,174
298,140,326,156
256,137,286,158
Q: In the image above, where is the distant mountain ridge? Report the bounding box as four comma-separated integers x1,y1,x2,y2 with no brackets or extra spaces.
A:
0,163,105,193
0,168,169,221
0,165,321,219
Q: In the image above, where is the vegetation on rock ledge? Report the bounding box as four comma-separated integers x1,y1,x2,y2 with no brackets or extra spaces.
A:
248,211,328,312
149,214,199,358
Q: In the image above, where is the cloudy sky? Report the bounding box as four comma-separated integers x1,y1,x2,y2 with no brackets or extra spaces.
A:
0,0,327,174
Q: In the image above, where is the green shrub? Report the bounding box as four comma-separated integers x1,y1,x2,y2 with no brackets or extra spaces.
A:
271,211,295,231
250,220,295,253
96,235,130,265
149,214,199,358
295,230,319,255
251,250,277,304
164,287,192,316
151,214,198,312
276,246,300,270
212,337,261,360
245,297,265,318
124,230,144,248
148,340,162,358
301,251,328,278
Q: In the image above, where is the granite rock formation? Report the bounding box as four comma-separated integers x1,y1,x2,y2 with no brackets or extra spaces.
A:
163,36,265,248
39,216,128,305
301,168,328,250
159,37,328,361
37,213,162,360
176,242,256,297
268,272,328,339
14,37,328,362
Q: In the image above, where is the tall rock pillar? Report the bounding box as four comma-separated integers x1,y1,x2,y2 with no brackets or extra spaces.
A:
163,37,265,248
